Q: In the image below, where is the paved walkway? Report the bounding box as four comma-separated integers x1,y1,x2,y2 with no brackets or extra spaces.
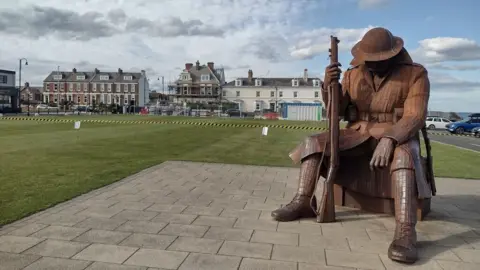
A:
0,161,479,270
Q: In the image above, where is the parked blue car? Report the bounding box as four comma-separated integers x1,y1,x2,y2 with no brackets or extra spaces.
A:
446,113,480,134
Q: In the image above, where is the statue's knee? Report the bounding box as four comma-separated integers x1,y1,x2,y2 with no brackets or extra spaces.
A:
391,146,414,172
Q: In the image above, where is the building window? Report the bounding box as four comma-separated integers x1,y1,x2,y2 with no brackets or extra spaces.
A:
235,79,242,86
201,74,210,81
183,86,188,94
256,103,260,110
76,75,85,80
200,87,205,95
53,74,62,80
256,91,260,97
0,75,7,84
279,91,283,97
77,83,81,91
314,91,319,98
270,103,275,111
293,91,298,98
84,96,87,103
207,87,212,95
255,79,262,86
77,96,80,103
222,90,226,96
100,75,109,80
292,79,299,87
313,80,321,87
236,91,240,97
270,91,274,97
123,75,133,80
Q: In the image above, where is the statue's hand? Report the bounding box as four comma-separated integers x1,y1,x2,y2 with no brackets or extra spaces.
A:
370,137,395,170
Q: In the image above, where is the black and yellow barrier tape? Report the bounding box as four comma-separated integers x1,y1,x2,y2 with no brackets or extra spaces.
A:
428,131,476,137
1,117,478,136
0,117,327,130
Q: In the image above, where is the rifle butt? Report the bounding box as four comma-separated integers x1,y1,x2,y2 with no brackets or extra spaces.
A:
316,167,337,223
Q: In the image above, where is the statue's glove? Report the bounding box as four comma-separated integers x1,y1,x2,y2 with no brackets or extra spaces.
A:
370,137,395,170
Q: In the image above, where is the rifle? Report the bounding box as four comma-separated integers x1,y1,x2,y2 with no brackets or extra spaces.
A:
316,36,340,223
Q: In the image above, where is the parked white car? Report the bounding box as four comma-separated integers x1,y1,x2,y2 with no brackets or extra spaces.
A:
425,117,451,129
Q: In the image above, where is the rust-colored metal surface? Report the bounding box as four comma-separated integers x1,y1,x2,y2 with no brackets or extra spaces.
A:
316,36,341,223
271,27,435,264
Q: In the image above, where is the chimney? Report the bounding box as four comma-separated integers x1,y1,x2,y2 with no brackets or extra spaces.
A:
141,70,146,76
185,63,193,71
72,68,77,73
207,62,214,70
303,68,308,82
118,68,123,74
24,82,30,88
94,68,100,74
248,69,253,83
196,60,200,70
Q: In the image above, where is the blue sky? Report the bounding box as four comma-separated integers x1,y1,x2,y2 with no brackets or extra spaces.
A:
287,0,480,112
0,0,478,112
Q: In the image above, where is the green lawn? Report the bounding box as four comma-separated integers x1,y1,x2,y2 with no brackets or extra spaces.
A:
0,117,479,225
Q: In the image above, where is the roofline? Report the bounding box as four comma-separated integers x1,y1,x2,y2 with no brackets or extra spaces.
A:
0,69,16,74
231,77,322,80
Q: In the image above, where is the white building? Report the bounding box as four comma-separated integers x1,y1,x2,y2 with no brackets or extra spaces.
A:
223,69,324,112
0,69,17,111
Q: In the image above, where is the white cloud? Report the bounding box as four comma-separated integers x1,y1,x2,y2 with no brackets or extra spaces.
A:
289,26,374,60
0,0,478,111
0,0,363,89
425,63,480,71
357,0,390,9
412,37,480,63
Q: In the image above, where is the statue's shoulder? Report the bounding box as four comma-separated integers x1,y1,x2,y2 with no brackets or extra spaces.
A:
345,64,361,76
401,62,427,71
347,64,361,71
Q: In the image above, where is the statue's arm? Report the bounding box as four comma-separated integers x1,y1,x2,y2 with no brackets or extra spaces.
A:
383,68,430,145
321,70,351,117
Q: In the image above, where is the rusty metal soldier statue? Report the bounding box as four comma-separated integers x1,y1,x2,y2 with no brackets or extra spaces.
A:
271,27,433,264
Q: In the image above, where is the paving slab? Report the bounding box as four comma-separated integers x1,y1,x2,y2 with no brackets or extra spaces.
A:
0,161,479,269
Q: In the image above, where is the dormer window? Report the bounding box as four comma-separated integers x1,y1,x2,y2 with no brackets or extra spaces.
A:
235,79,242,86
313,79,321,87
201,74,210,81
255,79,262,86
123,75,133,80
53,74,62,80
100,75,109,80
76,75,85,80
292,79,299,87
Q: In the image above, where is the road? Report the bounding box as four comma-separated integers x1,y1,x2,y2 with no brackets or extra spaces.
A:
428,130,480,152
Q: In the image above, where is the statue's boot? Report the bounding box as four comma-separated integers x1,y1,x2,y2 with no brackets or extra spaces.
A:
388,169,418,264
271,155,320,222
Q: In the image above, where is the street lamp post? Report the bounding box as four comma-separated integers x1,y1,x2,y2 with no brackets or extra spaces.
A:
18,58,28,112
27,88,30,116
